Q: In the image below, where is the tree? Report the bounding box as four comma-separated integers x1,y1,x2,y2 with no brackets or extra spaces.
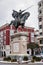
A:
27,43,39,56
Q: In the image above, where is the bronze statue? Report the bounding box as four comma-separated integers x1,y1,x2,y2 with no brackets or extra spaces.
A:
9,7,30,29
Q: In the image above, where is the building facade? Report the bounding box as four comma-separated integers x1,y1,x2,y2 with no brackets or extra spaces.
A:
0,23,16,56
38,0,43,53
34,30,39,44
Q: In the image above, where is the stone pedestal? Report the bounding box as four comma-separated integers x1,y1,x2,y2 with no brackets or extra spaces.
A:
9,32,28,59
10,32,28,54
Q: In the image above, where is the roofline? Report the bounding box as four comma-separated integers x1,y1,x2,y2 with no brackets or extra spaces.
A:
0,23,9,29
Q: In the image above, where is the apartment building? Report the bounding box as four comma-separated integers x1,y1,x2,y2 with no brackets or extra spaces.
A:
0,23,16,56
34,30,39,44
38,0,43,53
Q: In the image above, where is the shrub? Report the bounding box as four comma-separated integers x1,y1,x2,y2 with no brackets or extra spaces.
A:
33,56,36,60
31,59,35,62
32,56,41,62
7,56,11,61
35,57,41,61
3,57,7,61
23,56,28,61
3,56,11,61
11,59,17,62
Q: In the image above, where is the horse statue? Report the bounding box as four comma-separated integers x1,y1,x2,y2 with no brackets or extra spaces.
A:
9,7,31,29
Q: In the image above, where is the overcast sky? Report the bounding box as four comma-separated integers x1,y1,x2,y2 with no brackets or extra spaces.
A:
0,0,40,30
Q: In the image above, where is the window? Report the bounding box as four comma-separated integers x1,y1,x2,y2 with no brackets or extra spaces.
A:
40,32,42,35
4,30,6,34
1,40,3,42
10,30,14,36
10,51,11,54
2,46,3,49
42,1,43,4
39,10,42,14
39,18,42,22
31,32,34,37
39,3,41,7
31,37,34,42
40,40,43,44
4,45,6,49
39,25,42,29
0,45,1,49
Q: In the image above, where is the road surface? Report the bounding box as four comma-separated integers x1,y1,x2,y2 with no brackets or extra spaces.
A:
0,62,43,65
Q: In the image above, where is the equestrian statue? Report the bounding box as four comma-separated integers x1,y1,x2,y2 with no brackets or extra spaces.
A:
9,6,33,29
